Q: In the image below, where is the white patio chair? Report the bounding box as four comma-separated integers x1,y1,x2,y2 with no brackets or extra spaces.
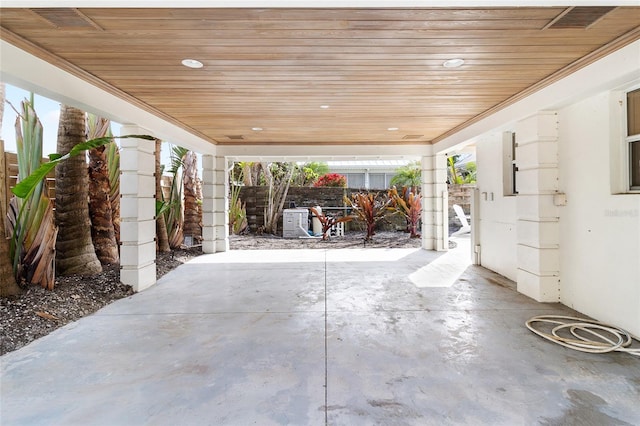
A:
451,204,471,237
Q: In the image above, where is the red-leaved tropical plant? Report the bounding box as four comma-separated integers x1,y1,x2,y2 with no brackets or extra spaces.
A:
314,173,346,188
345,191,391,241
388,186,422,238
309,207,352,240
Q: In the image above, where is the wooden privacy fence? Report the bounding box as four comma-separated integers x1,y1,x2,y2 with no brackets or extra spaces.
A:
2,149,57,214
2,144,170,218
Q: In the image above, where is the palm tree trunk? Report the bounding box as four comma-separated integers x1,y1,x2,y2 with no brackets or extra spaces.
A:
87,115,119,264
182,151,201,243
107,142,120,245
55,105,102,276
155,139,170,252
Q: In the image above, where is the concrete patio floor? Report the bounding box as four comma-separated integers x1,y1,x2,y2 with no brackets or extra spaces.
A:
2,240,639,425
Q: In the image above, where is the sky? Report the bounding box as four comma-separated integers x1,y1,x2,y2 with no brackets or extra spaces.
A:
1,83,180,169
2,84,67,155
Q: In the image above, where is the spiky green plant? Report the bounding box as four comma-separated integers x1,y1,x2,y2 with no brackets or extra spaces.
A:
7,96,56,289
229,184,248,235
228,167,248,235
161,145,188,248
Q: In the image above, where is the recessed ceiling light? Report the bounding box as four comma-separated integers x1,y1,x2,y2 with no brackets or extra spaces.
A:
181,59,203,69
387,127,399,131
443,58,465,68
251,127,263,131
320,105,330,109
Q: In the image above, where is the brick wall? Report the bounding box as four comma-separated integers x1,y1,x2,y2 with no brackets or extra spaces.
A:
238,186,350,233
448,184,475,233
238,186,405,234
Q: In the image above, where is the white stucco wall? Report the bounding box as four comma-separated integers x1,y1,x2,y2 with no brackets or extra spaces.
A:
475,91,640,336
557,91,640,337
475,133,518,282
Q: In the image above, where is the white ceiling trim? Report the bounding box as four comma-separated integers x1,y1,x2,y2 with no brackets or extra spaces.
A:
3,1,639,7
219,144,429,162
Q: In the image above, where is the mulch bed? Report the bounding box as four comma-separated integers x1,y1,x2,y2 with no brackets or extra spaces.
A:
0,246,202,355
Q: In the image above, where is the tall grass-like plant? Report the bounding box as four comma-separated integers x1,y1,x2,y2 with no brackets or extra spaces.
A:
154,139,170,253
228,167,248,235
7,96,57,289
345,191,391,241
161,145,187,248
229,183,248,235
388,186,422,238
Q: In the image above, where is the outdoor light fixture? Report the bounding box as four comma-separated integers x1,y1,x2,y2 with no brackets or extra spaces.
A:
320,105,330,109
387,127,399,131
181,59,203,69
251,127,263,131
442,58,465,68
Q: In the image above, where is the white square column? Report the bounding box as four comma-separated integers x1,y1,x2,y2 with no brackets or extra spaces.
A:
119,126,156,292
515,112,561,302
202,155,229,254
421,154,448,251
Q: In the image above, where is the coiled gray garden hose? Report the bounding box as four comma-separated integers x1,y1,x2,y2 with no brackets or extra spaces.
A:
526,315,640,356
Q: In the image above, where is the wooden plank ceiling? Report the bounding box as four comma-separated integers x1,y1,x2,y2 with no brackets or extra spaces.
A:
1,7,639,146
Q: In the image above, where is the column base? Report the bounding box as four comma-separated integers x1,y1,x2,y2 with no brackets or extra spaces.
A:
517,268,560,302
121,262,156,292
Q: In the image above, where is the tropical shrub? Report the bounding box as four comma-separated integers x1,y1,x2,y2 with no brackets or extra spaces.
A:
345,191,391,240
292,162,329,186
315,173,346,188
7,97,56,289
390,161,421,192
161,145,187,248
388,186,422,238
309,207,352,240
229,184,248,235
10,98,153,287
447,155,476,184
